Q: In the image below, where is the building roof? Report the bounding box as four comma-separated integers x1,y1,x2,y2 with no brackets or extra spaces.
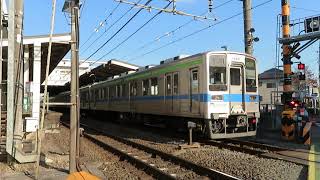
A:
78,59,140,87
2,33,71,84
259,68,283,80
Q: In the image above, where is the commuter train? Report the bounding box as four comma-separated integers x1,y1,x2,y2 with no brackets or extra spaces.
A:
54,51,260,139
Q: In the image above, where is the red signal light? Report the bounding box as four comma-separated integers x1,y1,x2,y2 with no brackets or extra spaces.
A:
298,63,305,70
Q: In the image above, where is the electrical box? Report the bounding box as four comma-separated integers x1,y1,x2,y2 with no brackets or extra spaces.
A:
25,117,38,132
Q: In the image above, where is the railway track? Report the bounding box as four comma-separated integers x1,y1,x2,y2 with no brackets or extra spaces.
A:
202,138,318,166
61,121,239,180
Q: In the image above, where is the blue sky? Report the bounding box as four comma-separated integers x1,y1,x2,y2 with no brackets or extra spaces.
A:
23,0,320,75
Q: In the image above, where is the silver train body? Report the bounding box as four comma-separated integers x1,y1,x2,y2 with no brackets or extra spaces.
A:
54,51,260,139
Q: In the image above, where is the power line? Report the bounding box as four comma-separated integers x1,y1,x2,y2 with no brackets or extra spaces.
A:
80,0,144,56
291,6,320,13
128,0,273,62
90,2,173,65
80,0,152,66
80,2,121,49
120,0,236,59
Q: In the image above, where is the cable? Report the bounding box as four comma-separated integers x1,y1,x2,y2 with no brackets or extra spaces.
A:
120,0,235,59
291,6,320,13
80,2,121,49
91,2,173,65
80,0,87,17
80,0,144,57
128,0,273,62
83,0,152,63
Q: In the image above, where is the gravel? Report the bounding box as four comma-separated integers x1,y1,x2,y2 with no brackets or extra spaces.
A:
81,116,308,180
44,126,153,179
177,146,307,180
90,132,204,179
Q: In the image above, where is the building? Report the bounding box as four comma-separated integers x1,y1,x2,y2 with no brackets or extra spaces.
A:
258,68,283,105
44,59,91,86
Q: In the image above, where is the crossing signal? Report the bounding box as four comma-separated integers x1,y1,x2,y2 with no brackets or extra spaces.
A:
297,63,305,70
298,72,306,80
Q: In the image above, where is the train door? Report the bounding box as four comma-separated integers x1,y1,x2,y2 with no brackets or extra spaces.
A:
165,74,173,113
229,66,244,112
190,68,200,114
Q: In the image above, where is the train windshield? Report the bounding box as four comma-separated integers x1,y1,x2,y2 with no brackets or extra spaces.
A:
245,58,257,92
209,55,227,91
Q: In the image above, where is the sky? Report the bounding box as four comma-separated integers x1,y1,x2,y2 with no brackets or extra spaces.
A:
21,0,320,76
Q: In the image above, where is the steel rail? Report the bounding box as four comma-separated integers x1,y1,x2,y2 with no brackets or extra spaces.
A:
201,139,312,166
62,121,239,180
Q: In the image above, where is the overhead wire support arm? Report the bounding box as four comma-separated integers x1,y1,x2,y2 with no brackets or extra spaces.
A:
115,0,217,21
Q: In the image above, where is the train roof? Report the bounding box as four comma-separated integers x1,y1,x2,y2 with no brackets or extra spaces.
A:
79,51,256,90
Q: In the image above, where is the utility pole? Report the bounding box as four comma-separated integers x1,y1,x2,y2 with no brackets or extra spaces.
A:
0,0,3,138
318,40,320,112
7,0,24,158
281,0,292,107
243,0,253,55
69,0,80,173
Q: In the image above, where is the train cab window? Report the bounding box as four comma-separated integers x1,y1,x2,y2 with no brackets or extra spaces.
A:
245,58,257,92
173,74,179,94
142,79,149,96
209,55,227,91
230,68,241,85
150,78,158,96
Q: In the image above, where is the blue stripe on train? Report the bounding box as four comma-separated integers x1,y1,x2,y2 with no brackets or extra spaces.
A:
95,94,259,103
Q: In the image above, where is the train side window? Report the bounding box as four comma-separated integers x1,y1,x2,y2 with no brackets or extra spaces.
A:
130,82,137,96
116,85,121,97
86,92,89,102
173,73,179,95
95,89,99,101
150,78,158,96
142,79,149,96
105,87,108,100
122,84,127,97
230,68,241,85
101,88,104,99
166,75,172,95
110,86,115,98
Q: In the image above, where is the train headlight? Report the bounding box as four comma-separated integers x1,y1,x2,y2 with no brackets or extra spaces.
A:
249,95,257,101
212,95,223,101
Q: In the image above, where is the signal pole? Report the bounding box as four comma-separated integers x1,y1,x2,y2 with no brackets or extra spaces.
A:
243,0,253,55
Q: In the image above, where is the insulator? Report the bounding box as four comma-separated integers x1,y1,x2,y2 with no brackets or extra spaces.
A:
208,0,213,12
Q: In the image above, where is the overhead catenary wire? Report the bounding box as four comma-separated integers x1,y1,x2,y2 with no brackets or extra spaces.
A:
128,0,273,62
291,6,320,13
90,1,173,65
120,0,236,60
80,0,143,56
80,2,121,49
83,0,152,63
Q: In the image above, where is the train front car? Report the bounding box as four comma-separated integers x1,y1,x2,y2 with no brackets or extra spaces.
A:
205,52,259,139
